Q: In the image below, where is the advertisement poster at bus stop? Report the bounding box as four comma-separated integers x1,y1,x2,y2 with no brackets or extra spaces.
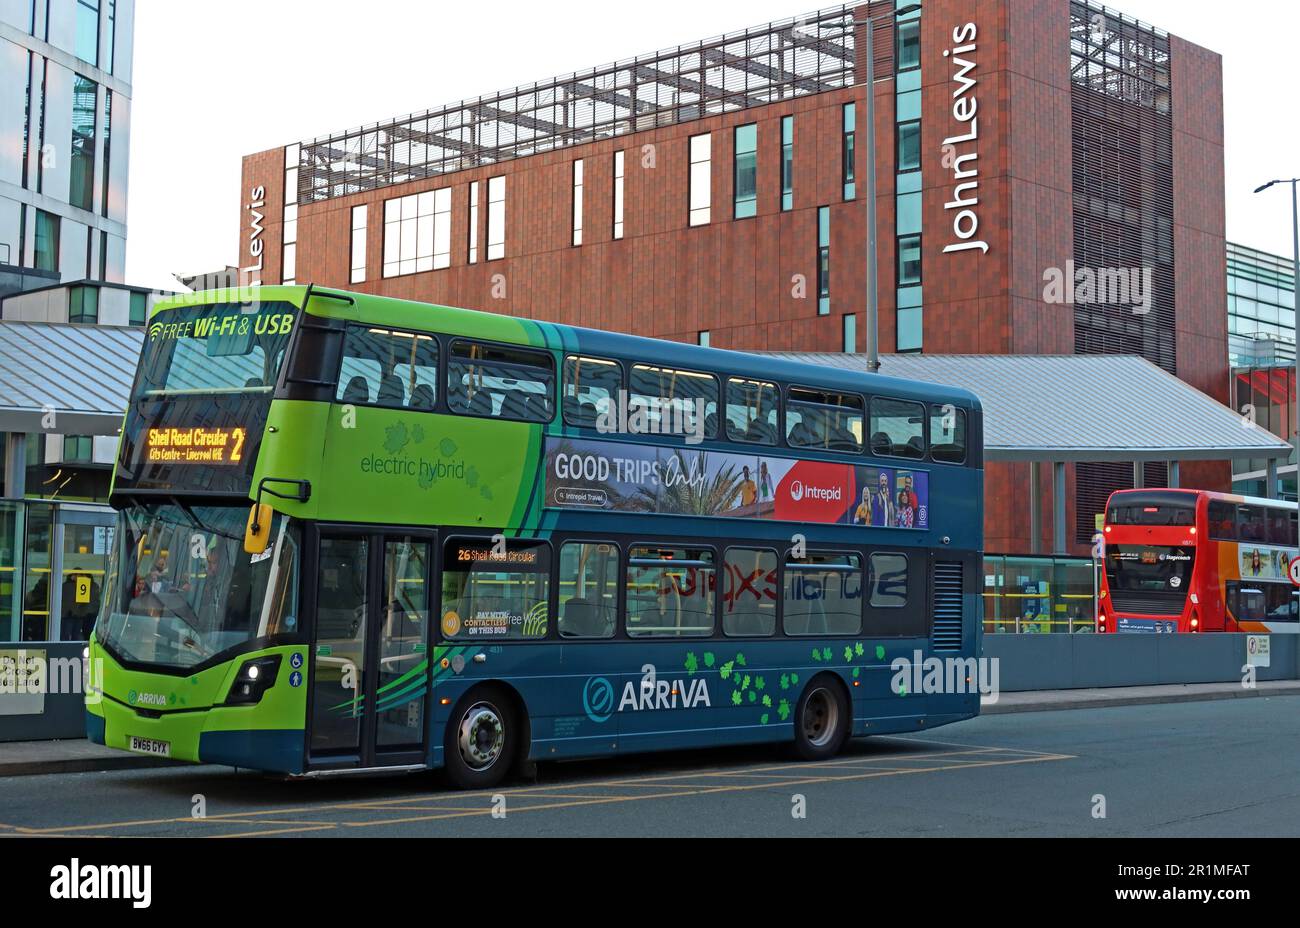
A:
543,437,928,528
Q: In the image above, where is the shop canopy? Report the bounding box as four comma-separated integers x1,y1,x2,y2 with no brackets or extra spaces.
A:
0,321,143,435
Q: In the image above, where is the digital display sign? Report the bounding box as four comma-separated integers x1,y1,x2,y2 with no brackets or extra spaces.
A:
145,427,248,466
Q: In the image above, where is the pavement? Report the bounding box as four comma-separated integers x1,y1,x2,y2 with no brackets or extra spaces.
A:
3,679,1297,777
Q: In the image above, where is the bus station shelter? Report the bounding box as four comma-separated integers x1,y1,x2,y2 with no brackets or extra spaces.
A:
0,321,141,647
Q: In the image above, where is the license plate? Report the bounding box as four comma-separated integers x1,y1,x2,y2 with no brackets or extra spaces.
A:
128,735,171,757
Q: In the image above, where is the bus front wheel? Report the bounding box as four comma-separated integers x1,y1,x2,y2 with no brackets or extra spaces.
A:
793,678,850,761
445,686,519,790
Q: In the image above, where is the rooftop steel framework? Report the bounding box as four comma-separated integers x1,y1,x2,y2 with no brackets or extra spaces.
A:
296,4,861,204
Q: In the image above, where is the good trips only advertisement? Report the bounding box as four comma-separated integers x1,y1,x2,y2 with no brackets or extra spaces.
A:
543,437,928,529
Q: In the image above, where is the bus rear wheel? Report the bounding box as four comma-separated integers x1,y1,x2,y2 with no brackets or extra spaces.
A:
793,678,849,761
445,686,518,790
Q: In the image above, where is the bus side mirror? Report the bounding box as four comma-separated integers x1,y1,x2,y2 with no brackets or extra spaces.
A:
245,504,273,555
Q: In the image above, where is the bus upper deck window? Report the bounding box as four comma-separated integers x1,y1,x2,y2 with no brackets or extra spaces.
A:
870,397,925,460
726,378,778,445
563,356,622,429
929,404,966,464
448,340,555,423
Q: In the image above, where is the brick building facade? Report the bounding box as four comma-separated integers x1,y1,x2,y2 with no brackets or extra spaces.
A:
237,0,1228,555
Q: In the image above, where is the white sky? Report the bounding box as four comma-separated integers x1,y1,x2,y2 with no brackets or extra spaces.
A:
124,0,1300,291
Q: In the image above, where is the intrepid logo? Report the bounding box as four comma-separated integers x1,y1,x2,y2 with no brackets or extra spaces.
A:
790,480,842,503
50,858,152,908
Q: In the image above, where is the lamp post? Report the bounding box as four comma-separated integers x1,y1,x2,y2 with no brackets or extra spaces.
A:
820,4,921,373
1253,178,1300,498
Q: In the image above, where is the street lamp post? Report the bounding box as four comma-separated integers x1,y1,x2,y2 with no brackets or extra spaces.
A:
1254,178,1300,497
821,4,921,373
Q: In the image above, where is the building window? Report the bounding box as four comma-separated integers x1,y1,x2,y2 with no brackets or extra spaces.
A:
69,285,98,324
817,206,830,316
63,435,93,463
283,144,299,208
75,0,99,66
383,189,451,277
572,159,584,246
896,20,920,72
33,210,58,272
613,151,625,239
897,120,921,173
129,291,147,327
897,234,921,286
105,0,116,73
350,205,367,284
69,75,96,212
100,90,112,218
688,133,711,226
698,331,710,347
734,124,757,219
780,115,793,211
842,103,856,200
897,307,922,352
467,180,480,263
487,176,506,260
843,313,856,353
282,204,297,285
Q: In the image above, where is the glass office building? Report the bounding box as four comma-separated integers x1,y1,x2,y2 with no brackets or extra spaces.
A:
1228,242,1297,498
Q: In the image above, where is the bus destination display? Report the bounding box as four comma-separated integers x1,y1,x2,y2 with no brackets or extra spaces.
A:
145,426,247,465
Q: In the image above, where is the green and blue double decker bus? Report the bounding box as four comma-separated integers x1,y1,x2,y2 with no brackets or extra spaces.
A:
86,285,984,788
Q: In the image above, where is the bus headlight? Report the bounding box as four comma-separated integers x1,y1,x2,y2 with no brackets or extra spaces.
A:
225,656,283,706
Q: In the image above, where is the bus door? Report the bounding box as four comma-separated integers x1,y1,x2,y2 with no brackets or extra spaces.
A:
308,529,434,769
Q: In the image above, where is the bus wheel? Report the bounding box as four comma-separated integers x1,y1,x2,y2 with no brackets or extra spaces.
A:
445,686,518,790
793,678,849,761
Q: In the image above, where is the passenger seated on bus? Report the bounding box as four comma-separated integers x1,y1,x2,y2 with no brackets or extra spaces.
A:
578,401,600,427
409,384,435,410
342,376,370,405
499,389,529,419
560,597,613,638
378,373,405,406
826,423,858,451
468,391,494,417
788,416,822,448
745,419,776,444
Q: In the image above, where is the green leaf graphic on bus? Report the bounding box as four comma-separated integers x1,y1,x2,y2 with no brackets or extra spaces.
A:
384,422,409,455
684,652,698,675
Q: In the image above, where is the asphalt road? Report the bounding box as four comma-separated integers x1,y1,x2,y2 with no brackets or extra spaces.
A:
2,696,1298,837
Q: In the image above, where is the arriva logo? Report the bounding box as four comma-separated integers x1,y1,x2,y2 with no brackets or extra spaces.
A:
583,676,615,723
583,666,711,723
127,690,169,707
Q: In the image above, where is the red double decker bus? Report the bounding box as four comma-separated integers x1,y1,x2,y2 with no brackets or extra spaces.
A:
1099,488,1299,634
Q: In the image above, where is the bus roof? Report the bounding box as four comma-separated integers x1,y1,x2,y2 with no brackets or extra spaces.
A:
156,285,981,412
